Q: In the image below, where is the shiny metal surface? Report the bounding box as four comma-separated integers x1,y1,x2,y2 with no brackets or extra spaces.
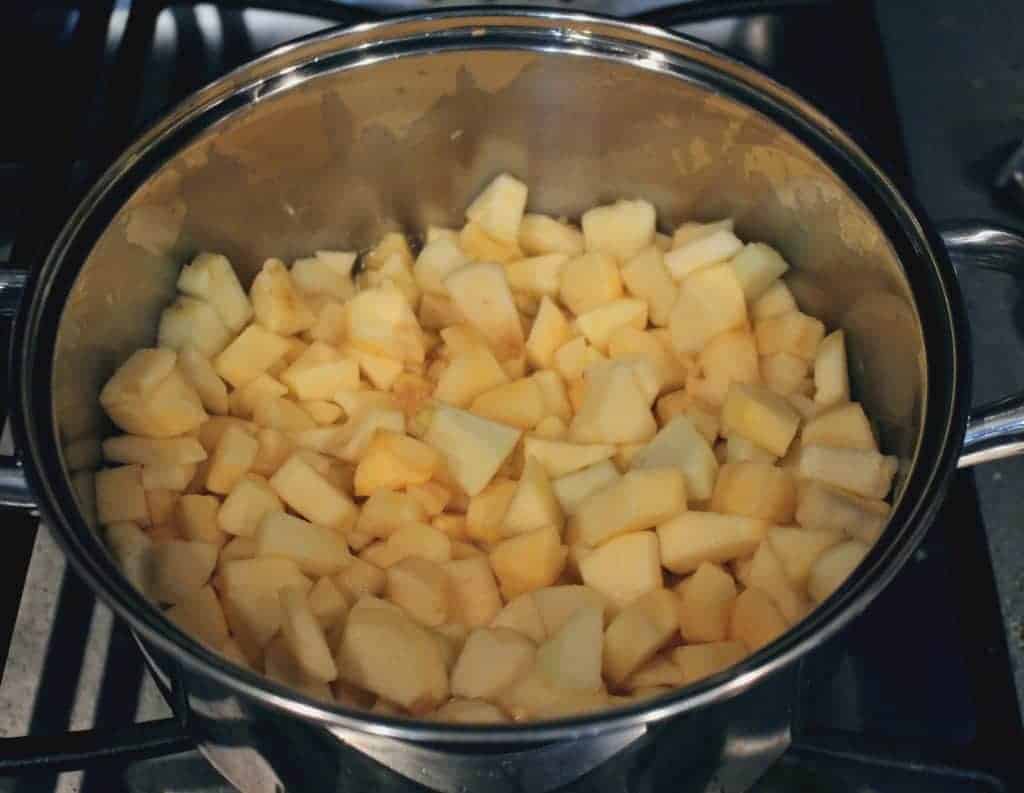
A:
0,270,27,321
0,463,34,511
943,224,1024,467
3,8,976,793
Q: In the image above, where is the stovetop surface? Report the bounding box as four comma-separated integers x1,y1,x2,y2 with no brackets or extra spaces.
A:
2,2,1023,792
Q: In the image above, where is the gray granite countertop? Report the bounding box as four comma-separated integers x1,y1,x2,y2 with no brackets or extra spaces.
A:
876,0,1024,711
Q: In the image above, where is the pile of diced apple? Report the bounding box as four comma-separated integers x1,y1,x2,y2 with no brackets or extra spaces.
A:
86,173,898,723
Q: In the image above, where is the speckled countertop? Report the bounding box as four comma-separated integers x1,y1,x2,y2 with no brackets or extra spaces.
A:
877,0,1024,710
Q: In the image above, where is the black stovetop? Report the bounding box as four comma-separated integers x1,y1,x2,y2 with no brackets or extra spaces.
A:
2,2,1023,792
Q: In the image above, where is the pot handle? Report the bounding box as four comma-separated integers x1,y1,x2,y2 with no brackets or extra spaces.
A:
939,223,1024,467
329,723,647,793
0,269,35,509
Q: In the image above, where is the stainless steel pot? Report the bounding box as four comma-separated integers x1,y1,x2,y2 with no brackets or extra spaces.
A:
2,10,1024,792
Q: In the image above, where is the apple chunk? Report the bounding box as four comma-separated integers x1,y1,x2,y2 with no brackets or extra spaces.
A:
677,562,736,643
602,588,678,685
424,405,522,497
657,512,768,574
578,531,662,610
536,605,604,691
444,263,525,361
631,416,718,501
669,265,747,355
721,383,801,458
569,361,657,444
489,526,567,600
570,468,685,547
452,626,536,700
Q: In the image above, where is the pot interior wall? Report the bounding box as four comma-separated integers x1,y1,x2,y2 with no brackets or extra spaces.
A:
52,44,925,521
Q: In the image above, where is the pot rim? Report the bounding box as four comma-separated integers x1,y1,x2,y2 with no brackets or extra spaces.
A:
11,7,970,744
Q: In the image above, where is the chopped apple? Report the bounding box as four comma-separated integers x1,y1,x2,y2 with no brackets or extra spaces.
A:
602,588,678,685
492,592,547,642
570,468,685,547
281,348,359,403
729,587,788,651
307,576,350,628
157,296,231,358
711,462,796,524
761,352,809,396
608,327,686,394
418,292,464,330
424,405,521,497
721,383,801,457
250,428,296,477
434,346,509,407
214,326,292,389
501,456,563,536
279,587,338,682
813,330,849,407
149,540,218,605
250,258,315,335
356,490,426,539
578,531,662,610
469,377,546,430
335,557,387,599
489,526,566,600
166,584,229,647
146,488,178,526
525,297,570,370
354,431,441,496
729,242,790,300
795,479,889,543
537,605,604,691
807,540,869,602
755,312,825,360
664,229,743,281
569,362,657,444
575,299,649,354
346,285,425,364
624,654,684,690
532,369,573,422
677,562,736,642
801,402,877,451
725,436,777,464
532,585,611,635
506,254,567,297
672,642,747,685
657,512,768,573
95,465,149,526
177,252,252,332
752,280,797,320
205,425,259,495
337,602,449,713
254,511,351,576
466,478,518,545
451,626,536,700
697,329,760,405
797,444,897,499
670,265,747,355
381,522,452,566
631,416,718,501
620,247,677,328
552,461,620,514
581,199,656,261
291,250,356,301
386,557,452,627
175,493,224,545
561,252,624,317
519,214,585,256
498,668,609,720
269,452,356,530
414,237,470,295
443,556,502,627
100,349,208,438
766,524,844,587
671,218,734,248
444,263,524,361
747,541,809,622
465,173,528,242
103,435,207,467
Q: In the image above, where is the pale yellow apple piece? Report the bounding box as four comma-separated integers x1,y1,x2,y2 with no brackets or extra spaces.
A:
250,258,315,335
672,642,747,685
424,405,521,497
569,362,657,445
434,346,509,407
608,326,686,394
466,478,518,545
307,576,350,628
620,247,677,328
505,253,567,297
386,557,452,627
766,524,844,587
797,444,898,499
676,562,736,643
761,352,809,397
489,526,566,600
657,512,769,574
536,605,603,691
664,228,743,281
561,251,626,318
721,383,801,458
335,557,386,599
532,585,611,636
581,199,656,261
279,587,338,683
356,490,426,539
551,461,620,515
465,173,528,242
525,297,570,370
149,540,218,605
254,511,351,576
100,349,208,437
346,285,425,364
755,312,825,360
518,213,585,256
752,280,797,320
269,452,356,530
747,541,809,622
291,250,356,301
450,626,536,700
728,242,790,300
95,464,149,526
532,369,573,422
430,699,508,724
807,540,869,603
444,263,524,361
730,587,789,651
177,252,252,332
175,493,225,545
443,556,503,627
470,377,546,430
813,330,849,407
602,588,678,685
571,467,685,547
578,531,662,610
575,299,648,354
381,522,452,566
801,402,877,451
795,480,890,544
354,431,441,496
711,462,796,524
502,456,563,536
491,592,547,643
414,237,470,295
670,265,747,355
215,326,292,389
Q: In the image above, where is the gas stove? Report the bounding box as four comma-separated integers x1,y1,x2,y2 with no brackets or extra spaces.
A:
2,2,1023,792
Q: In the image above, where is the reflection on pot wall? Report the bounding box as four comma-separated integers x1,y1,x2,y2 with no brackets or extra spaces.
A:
52,46,924,533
